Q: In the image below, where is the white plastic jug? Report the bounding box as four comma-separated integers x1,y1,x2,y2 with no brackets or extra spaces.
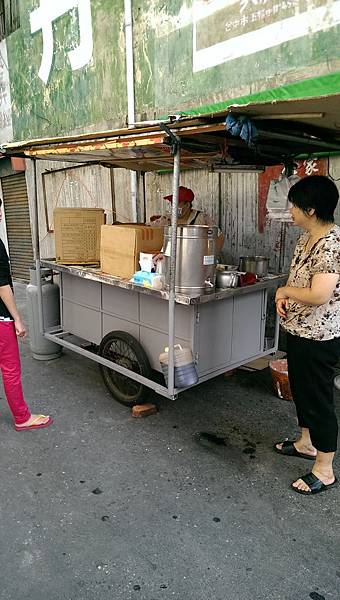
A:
159,345,198,388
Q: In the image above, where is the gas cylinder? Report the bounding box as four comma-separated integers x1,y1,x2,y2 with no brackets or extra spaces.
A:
26,268,62,361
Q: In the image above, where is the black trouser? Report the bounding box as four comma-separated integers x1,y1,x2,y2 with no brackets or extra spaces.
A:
286,332,340,453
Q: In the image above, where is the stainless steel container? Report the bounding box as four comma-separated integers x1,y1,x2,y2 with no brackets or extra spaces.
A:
238,256,269,277
164,225,218,294
216,270,238,289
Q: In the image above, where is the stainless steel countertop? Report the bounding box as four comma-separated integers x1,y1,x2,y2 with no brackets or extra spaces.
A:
41,260,287,306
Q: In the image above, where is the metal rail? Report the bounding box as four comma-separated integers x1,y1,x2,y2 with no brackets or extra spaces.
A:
41,260,287,305
44,331,178,400
43,313,280,399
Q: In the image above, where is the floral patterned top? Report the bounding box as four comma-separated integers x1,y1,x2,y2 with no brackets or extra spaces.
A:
282,224,340,340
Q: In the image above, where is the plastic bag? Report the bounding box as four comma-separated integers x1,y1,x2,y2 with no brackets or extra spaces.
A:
267,174,300,221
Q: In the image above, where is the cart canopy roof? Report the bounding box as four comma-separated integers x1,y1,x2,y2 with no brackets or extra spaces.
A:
3,94,340,171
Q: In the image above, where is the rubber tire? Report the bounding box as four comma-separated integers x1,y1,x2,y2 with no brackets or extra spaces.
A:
98,330,151,407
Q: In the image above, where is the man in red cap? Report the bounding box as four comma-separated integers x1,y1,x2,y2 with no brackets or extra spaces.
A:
150,186,213,227
150,186,224,252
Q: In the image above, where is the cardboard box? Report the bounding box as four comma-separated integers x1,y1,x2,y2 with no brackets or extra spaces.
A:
101,224,164,279
54,208,105,264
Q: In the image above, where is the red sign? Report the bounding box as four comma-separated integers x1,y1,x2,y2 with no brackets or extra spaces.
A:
258,158,327,233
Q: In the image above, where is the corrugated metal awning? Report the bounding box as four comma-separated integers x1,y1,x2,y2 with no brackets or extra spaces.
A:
227,93,340,132
3,119,227,171
3,93,340,169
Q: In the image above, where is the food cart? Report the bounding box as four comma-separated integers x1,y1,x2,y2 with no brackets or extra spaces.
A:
5,107,337,407
39,260,284,405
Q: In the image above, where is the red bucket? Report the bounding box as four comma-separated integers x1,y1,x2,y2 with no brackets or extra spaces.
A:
269,358,293,401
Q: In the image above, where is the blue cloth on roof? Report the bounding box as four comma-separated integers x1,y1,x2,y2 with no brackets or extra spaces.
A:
225,113,258,148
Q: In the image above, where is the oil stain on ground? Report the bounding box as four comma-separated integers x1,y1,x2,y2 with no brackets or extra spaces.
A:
310,592,325,600
195,431,228,447
195,431,257,460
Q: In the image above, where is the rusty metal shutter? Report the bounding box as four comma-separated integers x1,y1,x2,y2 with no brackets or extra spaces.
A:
1,173,33,283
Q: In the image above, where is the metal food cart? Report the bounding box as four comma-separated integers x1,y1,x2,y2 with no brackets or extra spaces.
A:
4,114,292,406
40,260,285,405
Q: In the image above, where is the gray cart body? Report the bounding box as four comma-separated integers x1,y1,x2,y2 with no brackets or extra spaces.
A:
43,261,285,392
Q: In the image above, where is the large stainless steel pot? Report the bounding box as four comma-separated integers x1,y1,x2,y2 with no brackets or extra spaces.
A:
239,255,269,277
163,225,218,294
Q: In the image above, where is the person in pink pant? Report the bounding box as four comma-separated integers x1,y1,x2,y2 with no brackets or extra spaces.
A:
0,199,52,431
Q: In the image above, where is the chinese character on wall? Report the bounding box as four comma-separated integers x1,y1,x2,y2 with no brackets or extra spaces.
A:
30,0,93,84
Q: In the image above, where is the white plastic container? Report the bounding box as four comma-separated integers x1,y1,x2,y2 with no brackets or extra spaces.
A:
139,252,154,272
159,345,199,388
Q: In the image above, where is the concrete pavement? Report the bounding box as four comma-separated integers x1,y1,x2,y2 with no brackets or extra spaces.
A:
0,284,339,600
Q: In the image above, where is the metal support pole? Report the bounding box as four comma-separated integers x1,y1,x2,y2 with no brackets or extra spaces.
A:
218,172,222,230
160,125,181,397
32,158,44,334
278,221,287,273
278,160,294,273
124,0,138,222
141,171,146,223
273,310,280,350
136,170,141,222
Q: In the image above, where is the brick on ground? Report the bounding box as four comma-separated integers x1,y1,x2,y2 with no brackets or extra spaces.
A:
131,403,158,418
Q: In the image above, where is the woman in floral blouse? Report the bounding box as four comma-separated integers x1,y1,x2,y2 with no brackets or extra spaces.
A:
275,175,340,495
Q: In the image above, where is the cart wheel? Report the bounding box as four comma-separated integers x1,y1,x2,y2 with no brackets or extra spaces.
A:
98,331,151,407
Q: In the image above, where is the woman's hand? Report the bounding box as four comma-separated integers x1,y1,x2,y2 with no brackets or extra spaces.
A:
275,286,288,302
275,286,289,318
275,298,289,318
14,317,26,338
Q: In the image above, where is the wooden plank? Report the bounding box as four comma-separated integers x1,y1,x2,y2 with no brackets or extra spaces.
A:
240,351,286,371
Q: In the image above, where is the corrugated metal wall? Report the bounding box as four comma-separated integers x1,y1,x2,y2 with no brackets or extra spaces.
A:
1,172,33,282
144,169,297,272
26,161,115,259
26,157,340,271
0,0,20,40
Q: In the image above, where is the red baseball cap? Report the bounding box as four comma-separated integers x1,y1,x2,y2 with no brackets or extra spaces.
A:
164,186,194,203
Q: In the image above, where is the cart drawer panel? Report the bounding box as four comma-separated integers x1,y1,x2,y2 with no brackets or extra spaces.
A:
231,291,264,362
103,314,139,340
102,285,138,321
198,297,233,375
62,273,101,309
139,294,192,338
62,300,102,344
140,326,190,372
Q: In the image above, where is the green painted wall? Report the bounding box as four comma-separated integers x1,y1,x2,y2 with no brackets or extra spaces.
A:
7,0,127,140
5,0,340,141
133,0,340,117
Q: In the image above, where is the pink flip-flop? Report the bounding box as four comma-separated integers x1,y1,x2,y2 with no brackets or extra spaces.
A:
14,415,53,431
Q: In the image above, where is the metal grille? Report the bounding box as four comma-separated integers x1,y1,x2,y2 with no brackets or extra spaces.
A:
0,0,5,39
1,173,33,283
0,0,20,41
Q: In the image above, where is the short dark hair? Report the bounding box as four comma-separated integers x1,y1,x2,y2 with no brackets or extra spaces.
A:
288,175,339,223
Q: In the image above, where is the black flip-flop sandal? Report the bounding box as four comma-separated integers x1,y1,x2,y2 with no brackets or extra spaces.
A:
274,440,316,460
291,472,338,495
